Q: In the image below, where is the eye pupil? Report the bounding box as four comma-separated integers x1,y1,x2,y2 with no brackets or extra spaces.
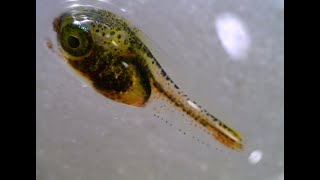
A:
67,36,80,48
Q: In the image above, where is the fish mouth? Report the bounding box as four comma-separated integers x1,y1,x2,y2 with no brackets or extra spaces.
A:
53,16,61,33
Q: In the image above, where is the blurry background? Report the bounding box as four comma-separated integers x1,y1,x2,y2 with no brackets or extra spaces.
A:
36,0,284,180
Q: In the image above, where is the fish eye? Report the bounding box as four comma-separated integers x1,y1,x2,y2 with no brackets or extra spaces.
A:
67,36,80,48
58,22,93,57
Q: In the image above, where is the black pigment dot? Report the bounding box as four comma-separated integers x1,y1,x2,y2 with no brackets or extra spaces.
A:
96,29,99,33
102,33,105,36
117,34,121,39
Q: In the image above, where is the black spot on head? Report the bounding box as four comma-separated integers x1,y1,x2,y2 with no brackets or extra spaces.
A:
129,40,136,44
102,32,105,36
146,51,153,58
117,34,121,39
92,25,95,28
160,69,166,77
127,47,133,52
96,29,99,33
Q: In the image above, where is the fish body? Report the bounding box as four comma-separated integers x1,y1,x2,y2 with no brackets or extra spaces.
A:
53,7,243,151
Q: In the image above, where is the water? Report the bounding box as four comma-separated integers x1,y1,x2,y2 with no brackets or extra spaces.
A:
36,0,284,180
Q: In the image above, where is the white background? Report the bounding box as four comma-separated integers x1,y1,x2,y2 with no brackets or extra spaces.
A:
36,0,284,180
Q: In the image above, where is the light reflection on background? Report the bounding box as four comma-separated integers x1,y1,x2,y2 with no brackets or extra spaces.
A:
248,150,263,164
215,13,251,61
